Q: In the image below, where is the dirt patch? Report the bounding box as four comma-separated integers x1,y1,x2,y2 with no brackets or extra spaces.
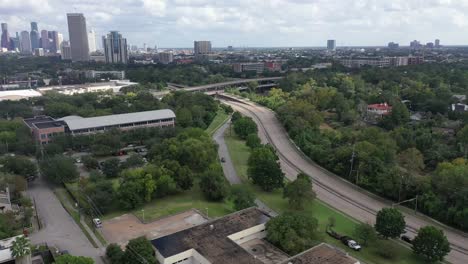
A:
100,209,208,245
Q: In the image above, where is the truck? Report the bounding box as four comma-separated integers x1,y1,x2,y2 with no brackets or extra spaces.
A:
326,230,362,251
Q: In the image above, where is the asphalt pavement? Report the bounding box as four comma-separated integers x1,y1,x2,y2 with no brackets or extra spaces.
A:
213,119,242,185
221,95,468,264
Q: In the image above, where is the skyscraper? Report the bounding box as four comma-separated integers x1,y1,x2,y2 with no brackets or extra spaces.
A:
20,31,32,54
40,30,49,50
435,39,441,48
67,13,90,61
1,23,10,49
30,22,40,50
102,31,128,64
327,39,336,51
194,40,211,60
60,41,72,60
57,33,63,49
48,31,59,53
88,29,97,52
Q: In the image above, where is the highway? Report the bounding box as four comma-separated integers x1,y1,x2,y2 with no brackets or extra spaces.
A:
220,94,468,264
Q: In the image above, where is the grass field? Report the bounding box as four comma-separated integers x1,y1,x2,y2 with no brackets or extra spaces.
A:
205,109,229,136
224,131,425,264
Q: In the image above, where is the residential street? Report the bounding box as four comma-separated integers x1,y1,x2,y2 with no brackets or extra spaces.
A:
213,119,242,185
28,175,104,263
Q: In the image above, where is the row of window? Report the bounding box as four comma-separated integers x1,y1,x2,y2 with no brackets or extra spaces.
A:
71,119,175,134
40,132,61,139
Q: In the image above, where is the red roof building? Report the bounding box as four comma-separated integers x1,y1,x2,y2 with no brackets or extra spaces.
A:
367,103,392,116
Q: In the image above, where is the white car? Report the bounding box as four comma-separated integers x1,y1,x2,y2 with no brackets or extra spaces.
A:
347,240,361,251
93,218,102,228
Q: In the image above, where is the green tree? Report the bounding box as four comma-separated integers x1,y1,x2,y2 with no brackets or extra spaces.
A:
176,107,193,127
161,160,193,190
246,133,261,149
375,208,406,239
412,226,450,262
106,243,124,264
397,148,425,173
233,117,258,139
457,125,468,158
11,236,31,262
102,158,121,178
1,156,36,177
82,155,99,170
40,155,79,184
283,173,315,210
353,223,377,246
121,154,145,169
54,255,94,264
122,237,156,264
199,163,228,201
248,145,284,191
266,212,319,255
231,111,242,123
230,186,255,211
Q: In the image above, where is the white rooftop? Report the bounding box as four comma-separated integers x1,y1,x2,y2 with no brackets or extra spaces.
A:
0,89,42,101
64,109,176,131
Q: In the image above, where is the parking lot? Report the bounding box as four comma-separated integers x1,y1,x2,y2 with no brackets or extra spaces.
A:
100,209,208,245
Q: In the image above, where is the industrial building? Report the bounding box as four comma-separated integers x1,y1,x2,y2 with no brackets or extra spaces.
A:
151,208,360,264
23,109,175,144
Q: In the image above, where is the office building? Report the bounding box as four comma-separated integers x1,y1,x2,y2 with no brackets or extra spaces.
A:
194,40,212,60
34,48,45,56
435,39,441,48
88,29,97,52
23,109,176,144
60,41,72,60
40,30,49,51
233,62,265,73
20,31,32,54
84,70,126,80
30,22,40,50
158,51,173,64
388,42,399,49
102,31,128,64
57,33,63,49
11,32,20,51
48,31,59,53
1,23,9,49
327,39,336,51
410,40,421,48
67,13,90,61
426,42,434,49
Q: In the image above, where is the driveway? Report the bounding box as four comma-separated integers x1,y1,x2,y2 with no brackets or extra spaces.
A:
28,176,103,263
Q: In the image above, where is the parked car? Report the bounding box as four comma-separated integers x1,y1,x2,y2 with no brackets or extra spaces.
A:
221,157,226,163
340,236,362,251
93,218,102,228
401,235,412,244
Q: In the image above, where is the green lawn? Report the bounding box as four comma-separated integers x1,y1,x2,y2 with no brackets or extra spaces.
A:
224,131,425,264
205,109,229,136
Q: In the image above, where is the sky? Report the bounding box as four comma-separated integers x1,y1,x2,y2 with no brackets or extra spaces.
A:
1,0,468,48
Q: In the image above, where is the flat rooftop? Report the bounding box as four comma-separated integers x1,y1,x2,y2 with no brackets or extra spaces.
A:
23,116,55,128
283,243,360,264
151,208,270,264
33,120,66,129
63,109,176,131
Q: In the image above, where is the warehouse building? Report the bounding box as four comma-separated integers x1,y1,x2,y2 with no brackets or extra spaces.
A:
23,109,175,144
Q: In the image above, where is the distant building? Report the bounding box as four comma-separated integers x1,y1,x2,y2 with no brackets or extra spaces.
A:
60,41,72,60
410,40,421,48
451,103,468,112
158,51,174,64
435,39,441,48
194,40,212,60
367,103,392,117
34,48,45,57
0,89,42,101
426,42,434,49
388,42,399,49
102,31,128,64
84,70,126,80
30,22,40,50
49,30,59,53
24,109,175,144
407,56,424,65
233,62,265,73
20,31,32,54
264,61,282,71
57,33,63,49
227,45,234,51
327,39,336,51
40,29,49,51
1,23,9,50
67,13,90,61
88,29,97,52
340,56,423,68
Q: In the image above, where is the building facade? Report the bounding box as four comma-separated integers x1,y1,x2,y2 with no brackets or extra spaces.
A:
194,40,211,60
60,41,72,60
20,31,32,54
327,39,336,51
67,13,90,61
40,29,49,51
88,29,97,52
233,62,265,73
158,51,174,64
103,31,128,64
1,23,9,49
30,22,40,50
48,30,59,53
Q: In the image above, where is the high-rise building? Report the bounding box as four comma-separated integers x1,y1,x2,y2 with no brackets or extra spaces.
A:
102,31,128,64
67,13,90,61
11,32,20,51
327,39,336,51
57,33,63,49
88,29,97,52
435,39,441,48
194,40,211,60
410,40,421,48
60,41,72,60
30,22,40,50
158,51,173,64
48,31,59,53
20,31,32,54
34,48,45,57
388,42,399,49
1,23,10,49
40,30,49,50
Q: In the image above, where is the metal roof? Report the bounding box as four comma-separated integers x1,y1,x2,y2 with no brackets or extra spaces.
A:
64,109,175,131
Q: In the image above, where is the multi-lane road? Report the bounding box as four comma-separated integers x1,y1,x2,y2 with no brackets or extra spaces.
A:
220,94,468,264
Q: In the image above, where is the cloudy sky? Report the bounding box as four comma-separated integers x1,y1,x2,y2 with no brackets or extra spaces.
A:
1,0,468,48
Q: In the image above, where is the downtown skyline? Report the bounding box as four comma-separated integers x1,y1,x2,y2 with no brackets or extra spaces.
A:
2,0,468,48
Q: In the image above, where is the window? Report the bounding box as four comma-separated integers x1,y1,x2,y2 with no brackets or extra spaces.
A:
40,134,46,139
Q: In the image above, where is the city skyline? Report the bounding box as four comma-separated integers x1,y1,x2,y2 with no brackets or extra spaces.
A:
2,1,468,47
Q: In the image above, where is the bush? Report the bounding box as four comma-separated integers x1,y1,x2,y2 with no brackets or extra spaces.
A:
233,117,257,139
199,163,228,201
82,155,99,170
374,240,399,260
246,133,261,149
